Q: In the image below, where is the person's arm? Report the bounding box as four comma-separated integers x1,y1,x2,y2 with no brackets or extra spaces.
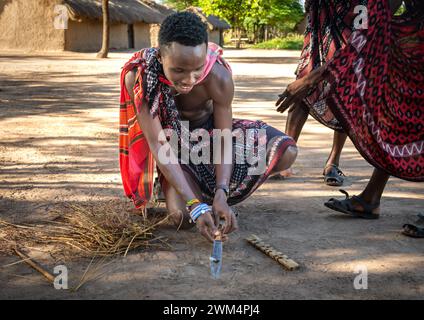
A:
125,70,196,201
208,64,238,235
124,71,218,242
276,64,327,113
277,0,403,114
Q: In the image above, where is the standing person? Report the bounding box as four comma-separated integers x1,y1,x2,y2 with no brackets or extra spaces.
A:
275,0,361,186
276,0,424,221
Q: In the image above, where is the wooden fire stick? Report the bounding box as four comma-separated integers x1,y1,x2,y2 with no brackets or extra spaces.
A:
246,235,299,271
14,249,55,283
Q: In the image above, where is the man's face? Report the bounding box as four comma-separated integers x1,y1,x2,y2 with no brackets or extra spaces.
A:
159,42,208,95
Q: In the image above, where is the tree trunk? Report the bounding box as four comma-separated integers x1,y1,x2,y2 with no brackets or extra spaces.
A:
260,25,265,43
219,30,224,47
97,0,109,58
264,25,268,42
236,28,241,49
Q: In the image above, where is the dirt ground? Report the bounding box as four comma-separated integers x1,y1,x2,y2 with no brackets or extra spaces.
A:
0,49,423,300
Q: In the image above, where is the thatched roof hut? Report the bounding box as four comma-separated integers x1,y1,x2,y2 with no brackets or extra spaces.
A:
205,14,231,31
64,0,167,24
0,0,230,52
140,0,176,18
62,0,172,51
185,7,231,46
185,7,231,31
0,0,173,52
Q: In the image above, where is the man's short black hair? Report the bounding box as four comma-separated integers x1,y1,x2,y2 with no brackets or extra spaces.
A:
159,12,208,48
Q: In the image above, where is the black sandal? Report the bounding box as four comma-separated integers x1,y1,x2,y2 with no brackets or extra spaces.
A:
402,224,424,238
323,164,346,186
324,189,380,219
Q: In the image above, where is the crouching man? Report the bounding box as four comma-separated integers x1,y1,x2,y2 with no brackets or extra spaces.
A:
120,12,297,242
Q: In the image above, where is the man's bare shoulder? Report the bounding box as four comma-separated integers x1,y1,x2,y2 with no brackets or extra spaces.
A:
124,69,137,100
207,62,233,86
204,62,234,100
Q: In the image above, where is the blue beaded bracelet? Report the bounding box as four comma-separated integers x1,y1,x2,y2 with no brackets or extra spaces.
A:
190,203,210,222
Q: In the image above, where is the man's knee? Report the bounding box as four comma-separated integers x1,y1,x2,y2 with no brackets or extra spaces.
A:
275,145,298,171
285,145,298,165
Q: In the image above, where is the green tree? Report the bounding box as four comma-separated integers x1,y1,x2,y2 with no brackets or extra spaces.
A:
198,0,251,47
162,0,200,11
198,0,303,45
163,0,304,46
245,0,303,42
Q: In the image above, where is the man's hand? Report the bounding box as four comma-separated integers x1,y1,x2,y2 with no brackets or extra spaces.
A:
276,65,326,114
195,209,218,243
276,77,312,114
213,190,238,235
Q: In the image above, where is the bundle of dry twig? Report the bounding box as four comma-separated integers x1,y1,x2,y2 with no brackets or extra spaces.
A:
0,201,170,259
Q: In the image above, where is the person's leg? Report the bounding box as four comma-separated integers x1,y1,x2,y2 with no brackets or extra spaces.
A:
270,103,307,179
325,168,390,217
280,103,348,183
323,131,348,186
358,168,390,210
324,131,347,170
285,102,309,141
163,171,203,230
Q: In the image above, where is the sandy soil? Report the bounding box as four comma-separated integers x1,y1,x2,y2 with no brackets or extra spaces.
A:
0,49,423,300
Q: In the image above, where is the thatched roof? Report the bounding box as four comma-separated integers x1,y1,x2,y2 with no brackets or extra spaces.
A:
207,14,231,30
186,7,231,30
63,1,230,29
64,0,168,24
140,0,175,17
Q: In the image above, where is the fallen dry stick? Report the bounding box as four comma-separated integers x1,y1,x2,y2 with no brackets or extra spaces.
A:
14,249,55,283
246,235,299,271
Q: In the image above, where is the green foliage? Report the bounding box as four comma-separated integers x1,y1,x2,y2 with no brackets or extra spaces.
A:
198,0,249,29
252,34,304,50
162,0,200,11
250,0,303,27
162,0,305,44
197,0,304,31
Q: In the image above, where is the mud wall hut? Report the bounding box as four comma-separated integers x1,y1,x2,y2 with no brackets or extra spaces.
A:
0,0,169,52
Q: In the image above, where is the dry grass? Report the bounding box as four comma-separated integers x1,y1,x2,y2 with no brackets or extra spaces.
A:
0,200,170,260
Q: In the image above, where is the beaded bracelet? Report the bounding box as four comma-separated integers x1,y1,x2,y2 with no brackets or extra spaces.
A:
189,203,210,223
186,198,201,213
186,198,201,208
